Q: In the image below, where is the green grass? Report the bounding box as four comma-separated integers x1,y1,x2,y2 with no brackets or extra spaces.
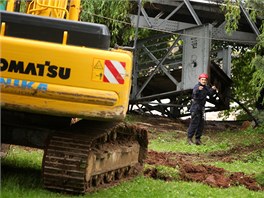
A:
144,164,180,180
209,149,264,175
148,130,231,153
2,162,264,198
2,146,43,169
1,124,264,198
255,172,264,186
1,147,62,198
91,177,264,198
211,158,264,175
148,128,264,154
212,129,263,146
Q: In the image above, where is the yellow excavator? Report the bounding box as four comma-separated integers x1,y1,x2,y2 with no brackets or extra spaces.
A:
1,0,148,193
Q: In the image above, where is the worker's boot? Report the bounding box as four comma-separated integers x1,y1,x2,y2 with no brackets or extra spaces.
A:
187,138,194,145
195,139,202,145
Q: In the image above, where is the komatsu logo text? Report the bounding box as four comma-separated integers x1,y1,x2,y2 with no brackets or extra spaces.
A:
0,58,71,80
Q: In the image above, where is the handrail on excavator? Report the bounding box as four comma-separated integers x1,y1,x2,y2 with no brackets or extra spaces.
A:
27,0,69,19
3,0,80,20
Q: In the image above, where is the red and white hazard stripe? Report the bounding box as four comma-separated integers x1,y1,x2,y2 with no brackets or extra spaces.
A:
103,60,126,84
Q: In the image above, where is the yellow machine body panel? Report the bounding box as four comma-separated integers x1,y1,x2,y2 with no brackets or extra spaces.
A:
0,35,133,120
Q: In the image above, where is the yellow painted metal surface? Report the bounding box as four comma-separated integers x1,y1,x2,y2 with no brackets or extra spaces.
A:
6,0,15,11
68,0,81,21
1,93,125,120
1,22,6,35
27,0,69,19
0,36,133,120
62,31,68,45
1,82,118,106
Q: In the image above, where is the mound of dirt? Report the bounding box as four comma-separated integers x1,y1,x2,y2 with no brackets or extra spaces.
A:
144,150,263,191
179,163,262,191
133,114,263,191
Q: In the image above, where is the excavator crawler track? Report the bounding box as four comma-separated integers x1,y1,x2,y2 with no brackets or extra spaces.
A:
42,121,148,194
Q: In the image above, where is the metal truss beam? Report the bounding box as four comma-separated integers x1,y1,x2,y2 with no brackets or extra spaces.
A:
129,0,261,44
239,2,260,36
130,25,232,117
183,0,202,25
134,36,181,99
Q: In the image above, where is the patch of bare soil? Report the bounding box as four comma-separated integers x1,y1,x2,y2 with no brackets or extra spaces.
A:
134,115,187,133
0,144,11,158
180,164,262,191
132,114,243,133
145,150,263,191
137,115,264,191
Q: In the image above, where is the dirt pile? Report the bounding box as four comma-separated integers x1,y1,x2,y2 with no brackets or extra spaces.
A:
145,150,263,191
180,163,262,191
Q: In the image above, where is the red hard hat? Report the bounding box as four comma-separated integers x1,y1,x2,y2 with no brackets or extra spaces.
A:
199,73,208,79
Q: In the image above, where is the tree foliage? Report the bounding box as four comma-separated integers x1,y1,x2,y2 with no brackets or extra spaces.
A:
80,0,132,46
221,0,241,35
79,0,153,47
220,0,264,121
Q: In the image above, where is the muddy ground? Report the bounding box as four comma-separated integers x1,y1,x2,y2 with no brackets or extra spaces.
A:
2,114,263,192
132,114,264,191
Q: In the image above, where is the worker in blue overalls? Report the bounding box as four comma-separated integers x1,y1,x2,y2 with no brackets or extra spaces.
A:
187,73,217,145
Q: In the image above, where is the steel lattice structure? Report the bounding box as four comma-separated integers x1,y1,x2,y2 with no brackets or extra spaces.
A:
128,0,262,117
